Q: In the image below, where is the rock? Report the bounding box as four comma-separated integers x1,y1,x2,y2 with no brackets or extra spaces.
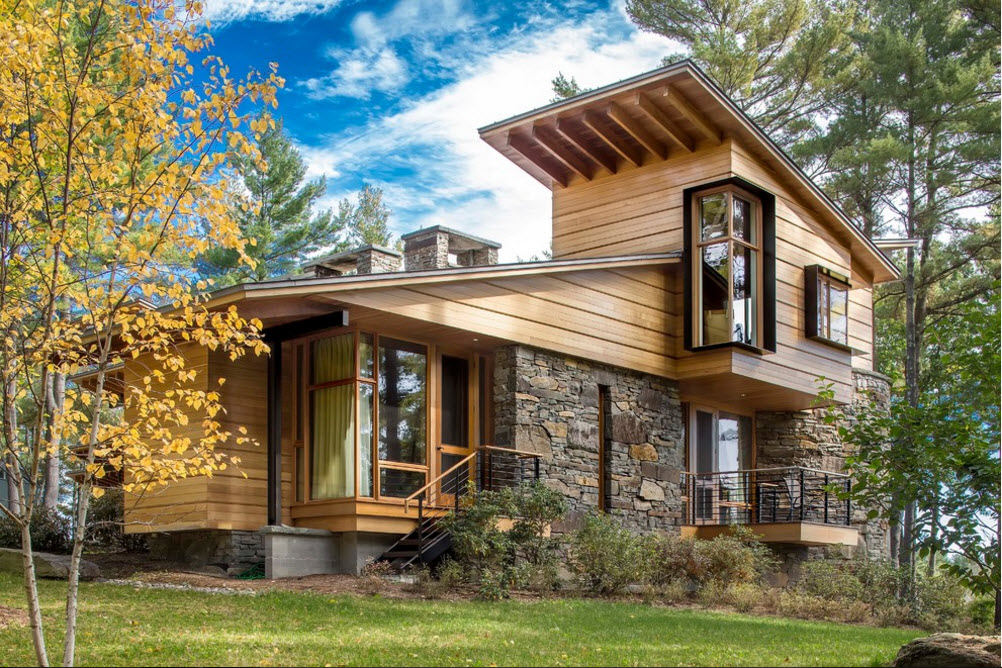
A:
628,444,659,461
637,387,668,412
542,421,567,439
528,376,559,391
0,548,100,580
893,633,1001,668
639,480,665,501
515,424,552,457
611,412,647,444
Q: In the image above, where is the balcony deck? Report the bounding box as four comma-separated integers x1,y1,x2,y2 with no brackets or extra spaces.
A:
681,467,859,547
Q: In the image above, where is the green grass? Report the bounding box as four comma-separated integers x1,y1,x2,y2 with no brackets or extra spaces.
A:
0,574,920,667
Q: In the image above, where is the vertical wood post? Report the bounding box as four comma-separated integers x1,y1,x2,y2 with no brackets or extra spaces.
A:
266,339,282,526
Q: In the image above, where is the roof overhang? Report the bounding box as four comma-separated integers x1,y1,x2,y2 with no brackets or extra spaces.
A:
204,252,682,309
478,60,900,284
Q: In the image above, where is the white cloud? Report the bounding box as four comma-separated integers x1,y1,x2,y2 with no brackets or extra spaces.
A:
303,0,480,100
200,0,343,23
302,47,408,100
298,6,679,260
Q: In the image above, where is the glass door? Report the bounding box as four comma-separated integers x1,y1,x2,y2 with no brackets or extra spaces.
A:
689,407,753,524
438,355,474,506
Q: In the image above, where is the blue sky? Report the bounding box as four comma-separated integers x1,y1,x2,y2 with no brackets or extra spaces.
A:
203,0,680,260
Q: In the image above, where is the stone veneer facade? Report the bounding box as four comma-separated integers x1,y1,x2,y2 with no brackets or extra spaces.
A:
493,345,686,534
494,344,891,579
149,530,264,575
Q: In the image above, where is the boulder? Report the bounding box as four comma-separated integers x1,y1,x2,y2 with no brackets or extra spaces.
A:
893,633,1001,668
0,547,100,580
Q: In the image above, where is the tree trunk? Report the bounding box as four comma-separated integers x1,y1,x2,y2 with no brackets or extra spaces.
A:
20,510,49,666
62,364,107,667
889,505,901,566
4,377,21,515
43,372,65,510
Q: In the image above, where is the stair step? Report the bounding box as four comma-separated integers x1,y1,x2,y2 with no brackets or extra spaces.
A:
381,550,419,559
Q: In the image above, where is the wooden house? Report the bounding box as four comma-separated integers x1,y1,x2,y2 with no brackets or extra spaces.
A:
124,61,898,577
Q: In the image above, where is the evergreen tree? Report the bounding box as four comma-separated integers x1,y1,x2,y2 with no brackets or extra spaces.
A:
550,72,585,102
626,0,856,148
199,118,343,284
338,184,395,248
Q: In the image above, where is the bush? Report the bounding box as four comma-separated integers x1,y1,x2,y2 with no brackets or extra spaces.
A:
568,512,646,595
692,527,776,586
439,482,566,600
0,507,72,554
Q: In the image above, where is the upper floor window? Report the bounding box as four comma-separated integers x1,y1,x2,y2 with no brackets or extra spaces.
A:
692,187,762,347
805,265,851,349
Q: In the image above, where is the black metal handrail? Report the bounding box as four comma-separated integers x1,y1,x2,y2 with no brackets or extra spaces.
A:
682,466,852,527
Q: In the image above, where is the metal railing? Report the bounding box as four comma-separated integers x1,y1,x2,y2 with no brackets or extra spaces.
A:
682,467,852,527
385,446,542,568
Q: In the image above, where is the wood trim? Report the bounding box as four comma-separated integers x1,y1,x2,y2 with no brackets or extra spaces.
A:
635,92,693,152
607,101,667,160
680,523,859,547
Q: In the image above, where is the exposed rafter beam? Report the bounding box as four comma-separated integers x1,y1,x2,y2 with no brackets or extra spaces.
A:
582,110,643,168
555,118,618,174
662,85,720,143
507,131,568,187
532,125,593,180
635,92,694,153
607,101,667,160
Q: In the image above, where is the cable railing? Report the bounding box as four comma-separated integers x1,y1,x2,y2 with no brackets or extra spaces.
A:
382,445,543,568
682,466,852,527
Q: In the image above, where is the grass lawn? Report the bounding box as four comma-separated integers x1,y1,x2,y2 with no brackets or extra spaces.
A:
0,573,920,667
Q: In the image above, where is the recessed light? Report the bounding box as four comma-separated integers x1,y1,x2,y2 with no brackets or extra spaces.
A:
472,338,479,342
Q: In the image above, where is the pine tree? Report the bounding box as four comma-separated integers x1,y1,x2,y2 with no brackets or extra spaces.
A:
199,118,343,284
338,184,395,248
626,0,856,148
550,72,585,102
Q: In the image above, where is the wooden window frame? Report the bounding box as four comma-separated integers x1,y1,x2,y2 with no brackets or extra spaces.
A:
690,185,764,350
288,326,432,506
683,177,777,354
685,403,757,474
804,264,853,352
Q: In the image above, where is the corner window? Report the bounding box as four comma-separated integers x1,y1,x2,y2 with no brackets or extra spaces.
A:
693,188,762,347
805,265,851,349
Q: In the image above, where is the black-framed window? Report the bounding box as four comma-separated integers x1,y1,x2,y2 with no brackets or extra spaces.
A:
683,177,776,353
805,265,851,350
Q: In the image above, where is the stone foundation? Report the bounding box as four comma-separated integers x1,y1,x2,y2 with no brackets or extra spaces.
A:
148,529,264,575
494,345,685,534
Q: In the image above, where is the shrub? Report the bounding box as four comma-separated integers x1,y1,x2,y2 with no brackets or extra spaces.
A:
569,512,646,596
0,507,72,554
645,532,701,590
692,527,775,586
439,482,566,600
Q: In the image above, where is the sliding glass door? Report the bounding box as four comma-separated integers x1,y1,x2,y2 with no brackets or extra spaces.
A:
689,407,753,524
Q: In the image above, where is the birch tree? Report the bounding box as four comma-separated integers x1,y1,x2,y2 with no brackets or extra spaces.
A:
0,1,279,664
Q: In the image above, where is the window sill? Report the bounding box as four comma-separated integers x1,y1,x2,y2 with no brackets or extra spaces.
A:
688,341,771,356
807,336,853,353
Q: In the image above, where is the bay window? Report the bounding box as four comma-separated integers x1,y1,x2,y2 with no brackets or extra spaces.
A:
694,188,761,347
293,330,428,502
684,178,776,353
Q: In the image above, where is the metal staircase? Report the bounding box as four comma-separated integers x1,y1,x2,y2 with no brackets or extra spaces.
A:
377,446,542,570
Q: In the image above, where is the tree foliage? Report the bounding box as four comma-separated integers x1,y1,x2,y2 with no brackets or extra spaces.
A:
337,184,395,249
199,118,342,284
0,0,278,664
626,0,856,148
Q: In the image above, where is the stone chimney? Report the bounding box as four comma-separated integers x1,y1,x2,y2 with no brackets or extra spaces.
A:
302,245,402,277
401,225,501,271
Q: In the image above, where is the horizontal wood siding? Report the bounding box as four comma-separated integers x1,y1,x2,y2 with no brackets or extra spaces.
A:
205,349,279,531
551,142,733,259
330,266,676,378
124,345,211,533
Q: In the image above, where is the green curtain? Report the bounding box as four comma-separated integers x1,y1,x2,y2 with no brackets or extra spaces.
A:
311,384,355,499
312,333,354,383
310,333,357,499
